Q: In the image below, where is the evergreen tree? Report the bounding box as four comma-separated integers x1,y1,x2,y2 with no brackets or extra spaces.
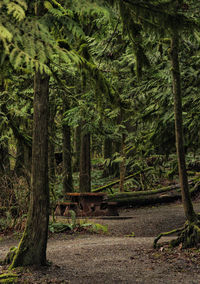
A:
109,0,200,247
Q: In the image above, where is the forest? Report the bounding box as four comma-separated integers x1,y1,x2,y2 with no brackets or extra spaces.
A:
1,0,200,279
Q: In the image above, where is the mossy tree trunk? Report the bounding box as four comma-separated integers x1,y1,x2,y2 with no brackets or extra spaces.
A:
154,27,200,249
153,9,200,249
73,125,81,172
79,125,91,192
119,133,126,192
62,98,73,194
170,29,197,223
48,99,56,184
119,108,126,192
10,71,50,268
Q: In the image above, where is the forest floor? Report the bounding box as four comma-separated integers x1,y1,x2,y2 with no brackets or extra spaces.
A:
1,201,200,283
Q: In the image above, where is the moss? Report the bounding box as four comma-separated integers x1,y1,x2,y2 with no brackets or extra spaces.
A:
4,247,17,265
173,222,200,248
0,272,18,283
107,185,180,200
154,218,200,249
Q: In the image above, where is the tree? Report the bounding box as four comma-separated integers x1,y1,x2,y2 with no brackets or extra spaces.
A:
11,72,50,267
109,0,200,247
1,0,73,267
62,96,73,193
10,1,50,267
170,28,196,223
79,123,91,192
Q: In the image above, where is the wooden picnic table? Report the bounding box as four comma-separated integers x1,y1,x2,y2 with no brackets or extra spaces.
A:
66,192,107,216
55,192,119,217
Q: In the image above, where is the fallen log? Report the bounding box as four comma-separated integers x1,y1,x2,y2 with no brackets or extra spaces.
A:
92,168,153,193
106,177,200,207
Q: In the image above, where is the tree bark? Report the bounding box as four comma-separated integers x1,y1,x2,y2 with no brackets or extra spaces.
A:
170,30,196,223
48,100,56,184
119,133,126,192
79,127,91,193
73,125,81,172
10,72,50,267
62,99,73,194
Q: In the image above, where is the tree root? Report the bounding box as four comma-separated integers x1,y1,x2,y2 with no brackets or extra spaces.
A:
0,272,18,283
154,218,200,249
153,226,185,248
4,246,17,265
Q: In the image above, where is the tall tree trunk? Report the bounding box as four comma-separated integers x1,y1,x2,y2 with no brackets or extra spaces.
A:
119,133,126,192
48,137,55,183
10,72,50,267
79,127,91,193
48,101,56,184
62,99,73,194
170,30,196,223
73,125,81,172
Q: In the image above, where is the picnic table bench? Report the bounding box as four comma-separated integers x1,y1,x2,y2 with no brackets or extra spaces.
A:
55,192,118,217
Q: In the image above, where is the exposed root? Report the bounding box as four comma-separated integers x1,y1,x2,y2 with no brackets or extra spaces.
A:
154,217,200,249
0,272,18,283
153,226,184,248
4,246,17,265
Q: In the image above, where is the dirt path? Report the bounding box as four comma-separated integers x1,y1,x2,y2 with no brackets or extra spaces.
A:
1,202,200,283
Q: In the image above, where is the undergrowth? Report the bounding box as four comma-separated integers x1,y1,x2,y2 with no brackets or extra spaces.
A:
49,210,108,234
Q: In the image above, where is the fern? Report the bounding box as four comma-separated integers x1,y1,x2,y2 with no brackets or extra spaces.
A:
0,1,85,74
6,2,26,21
0,23,13,46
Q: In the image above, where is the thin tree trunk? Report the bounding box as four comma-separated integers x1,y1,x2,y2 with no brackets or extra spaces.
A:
48,101,56,184
79,127,91,193
62,99,73,193
10,71,50,267
170,30,196,223
119,133,126,192
73,125,81,172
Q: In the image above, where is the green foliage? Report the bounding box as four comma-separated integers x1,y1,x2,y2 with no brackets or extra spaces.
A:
0,0,83,74
2,0,200,220
49,221,71,233
0,211,13,232
0,175,29,233
49,210,108,234
126,231,135,237
0,271,18,283
3,246,18,265
87,222,108,234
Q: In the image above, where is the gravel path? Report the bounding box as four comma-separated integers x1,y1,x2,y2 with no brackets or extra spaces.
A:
1,202,200,283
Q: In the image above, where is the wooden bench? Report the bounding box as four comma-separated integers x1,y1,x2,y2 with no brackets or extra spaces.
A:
100,202,119,216
54,202,78,216
54,193,119,217
66,192,106,216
